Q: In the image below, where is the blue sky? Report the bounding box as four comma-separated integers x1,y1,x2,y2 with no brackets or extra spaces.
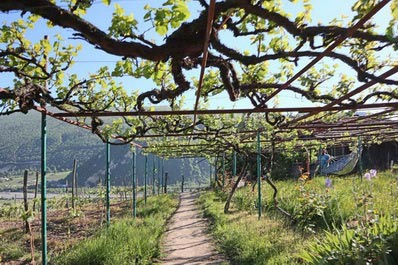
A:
1,0,395,111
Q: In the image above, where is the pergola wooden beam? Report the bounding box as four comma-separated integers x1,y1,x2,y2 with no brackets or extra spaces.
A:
53,102,398,117
192,0,216,129
144,129,398,150
33,106,143,148
289,120,398,129
288,66,398,125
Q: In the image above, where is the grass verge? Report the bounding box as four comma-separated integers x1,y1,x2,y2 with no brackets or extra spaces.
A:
52,194,178,265
199,191,307,265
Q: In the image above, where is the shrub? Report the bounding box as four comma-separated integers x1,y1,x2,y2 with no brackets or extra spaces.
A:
300,215,398,264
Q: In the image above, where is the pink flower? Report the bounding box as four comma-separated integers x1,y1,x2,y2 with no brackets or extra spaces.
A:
369,169,377,178
364,172,371,181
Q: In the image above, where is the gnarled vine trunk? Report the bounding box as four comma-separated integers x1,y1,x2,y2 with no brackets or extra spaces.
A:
224,161,248,214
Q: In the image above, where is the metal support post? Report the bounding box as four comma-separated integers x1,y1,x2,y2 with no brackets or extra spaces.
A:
144,156,147,204
358,136,363,181
209,160,212,184
157,157,161,195
257,130,262,219
41,110,47,265
233,151,237,177
152,155,156,195
106,142,110,226
132,149,136,218
222,153,225,187
161,158,164,193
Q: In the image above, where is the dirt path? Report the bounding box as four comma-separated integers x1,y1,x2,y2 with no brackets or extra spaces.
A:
161,192,227,265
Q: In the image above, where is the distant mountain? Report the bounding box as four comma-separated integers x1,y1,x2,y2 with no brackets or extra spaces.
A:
0,109,211,186
65,144,211,187
0,110,104,175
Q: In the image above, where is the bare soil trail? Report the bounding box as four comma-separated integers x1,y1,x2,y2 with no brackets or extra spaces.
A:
161,192,227,265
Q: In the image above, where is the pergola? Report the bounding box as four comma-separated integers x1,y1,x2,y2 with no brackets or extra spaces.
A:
1,0,397,263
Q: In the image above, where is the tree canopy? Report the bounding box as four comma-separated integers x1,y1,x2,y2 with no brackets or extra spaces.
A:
1,0,397,158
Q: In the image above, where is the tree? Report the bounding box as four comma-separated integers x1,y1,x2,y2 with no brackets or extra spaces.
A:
0,0,397,144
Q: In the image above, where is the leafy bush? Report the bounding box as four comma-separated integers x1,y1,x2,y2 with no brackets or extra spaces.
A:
217,171,398,264
300,215,398,264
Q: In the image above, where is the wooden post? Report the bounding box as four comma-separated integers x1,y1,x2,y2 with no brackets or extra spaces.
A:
23,170,29,233
65,179,69,208
33,171,39,212
181,174,184,193
164,172,168,193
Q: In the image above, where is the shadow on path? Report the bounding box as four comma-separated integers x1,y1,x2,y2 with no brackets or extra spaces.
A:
161,192,227,265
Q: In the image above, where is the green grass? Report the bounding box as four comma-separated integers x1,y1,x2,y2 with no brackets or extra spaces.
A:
233,172,398,230
199,192,306,265
0,228,28,262
201,171,398,264
52,194,178,265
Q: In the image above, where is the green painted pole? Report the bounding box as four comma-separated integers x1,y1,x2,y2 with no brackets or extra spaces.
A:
222,153,225,187
209,160,213,183
144,155,147,204
215,156,218,185
106,142,110,226
358,136,363,181
161,158,164,193
132,149,136,218
152,155,156,195
233,151,237,177
257,130,262,219
41,111,47,265
157,157,161,195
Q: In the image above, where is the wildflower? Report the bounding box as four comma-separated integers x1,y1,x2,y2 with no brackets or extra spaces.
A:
369,169,377,178
364,172,371,181
325,177,333,188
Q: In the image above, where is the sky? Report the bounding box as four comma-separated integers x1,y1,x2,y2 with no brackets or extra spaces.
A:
1,0,395,111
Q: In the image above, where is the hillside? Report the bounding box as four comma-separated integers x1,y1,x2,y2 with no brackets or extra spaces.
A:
0,110,211,186
65,144,211,187
0,110,103,175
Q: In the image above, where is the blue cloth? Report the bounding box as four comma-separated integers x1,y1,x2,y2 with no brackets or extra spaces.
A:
320,154,331,168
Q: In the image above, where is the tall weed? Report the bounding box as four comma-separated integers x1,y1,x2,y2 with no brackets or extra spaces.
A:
300,215,398,264
200,192,304,264
53,194,177,265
